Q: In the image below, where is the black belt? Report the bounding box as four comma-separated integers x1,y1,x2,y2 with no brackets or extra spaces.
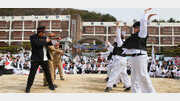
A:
132,53,145,57
118,54,126,57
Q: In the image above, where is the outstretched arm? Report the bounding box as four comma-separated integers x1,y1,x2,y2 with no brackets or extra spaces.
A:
106,41,114,52
48,46,63,54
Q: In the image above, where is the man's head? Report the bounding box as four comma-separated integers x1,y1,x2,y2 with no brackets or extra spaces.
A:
13,58,17,62
54,43,60,49
37,26,46,37
132,21,140,34
49,33,56,39
70,62,73,65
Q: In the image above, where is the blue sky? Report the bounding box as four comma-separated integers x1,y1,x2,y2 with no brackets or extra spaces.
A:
76,8,180,22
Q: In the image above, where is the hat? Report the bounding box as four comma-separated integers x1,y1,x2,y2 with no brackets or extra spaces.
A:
37,26,46,33
49,33,56,37
132,21,140,28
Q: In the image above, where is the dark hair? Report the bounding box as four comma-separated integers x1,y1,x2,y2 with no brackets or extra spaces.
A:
133,21,140,28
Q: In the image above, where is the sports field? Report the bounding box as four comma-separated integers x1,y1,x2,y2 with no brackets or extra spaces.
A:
0,74,180,93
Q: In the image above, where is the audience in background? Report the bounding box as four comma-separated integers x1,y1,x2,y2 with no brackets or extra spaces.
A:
0,52,179,80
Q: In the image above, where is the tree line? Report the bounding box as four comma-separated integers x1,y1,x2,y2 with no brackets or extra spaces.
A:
0,8,116,22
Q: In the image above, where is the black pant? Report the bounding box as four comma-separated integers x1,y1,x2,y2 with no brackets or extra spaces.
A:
26,61,53,88
77,67,82,74
0,65,5,73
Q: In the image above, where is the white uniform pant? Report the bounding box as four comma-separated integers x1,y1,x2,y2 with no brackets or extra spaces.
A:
120,66,131,88
131,55,156,93
13,68,21,74
107,60,113,78
107,56,126,87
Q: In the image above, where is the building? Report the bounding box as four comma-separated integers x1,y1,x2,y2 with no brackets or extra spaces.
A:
82,22,180,47
0,15,83,50
0,15,180,50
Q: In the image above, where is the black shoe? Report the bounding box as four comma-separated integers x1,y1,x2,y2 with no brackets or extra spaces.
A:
25,87,30,93
113,84,117,88
53,84,58,88
60,78,64,80
105,77,109,81
49,84,55,90
105,87,112,92
123,86,126,88
44,84,48,87
124,87,131,92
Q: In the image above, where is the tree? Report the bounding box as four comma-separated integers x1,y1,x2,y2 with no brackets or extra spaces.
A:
151,19,165,22
152,19,158,22
167,18,176,22
21,42,31,50
133,19,137,22
0,8,117,22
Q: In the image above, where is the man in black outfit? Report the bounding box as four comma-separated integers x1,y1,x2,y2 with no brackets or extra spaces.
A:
25,26,55,93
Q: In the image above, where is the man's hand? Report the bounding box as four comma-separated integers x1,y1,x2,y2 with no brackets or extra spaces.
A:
106,41,109,47
46,39,51,43
60,50,63,55
60,50,63,53
123,25,128,31
145,8,152,14
148,14,157,20
116,21,119,28
114,33,117,37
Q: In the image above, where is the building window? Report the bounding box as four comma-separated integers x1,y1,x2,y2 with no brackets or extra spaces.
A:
0,21,8,29
95,26,104,33
174,27,180,33
111,26,116,34
13,21,23,29
40,21,50,28
163,27,172,33
0,31,8,39
52,21,61,29
84,26,94,34
148,27,157,34
162,37,172,44
24,21,35,29
13,31,22,39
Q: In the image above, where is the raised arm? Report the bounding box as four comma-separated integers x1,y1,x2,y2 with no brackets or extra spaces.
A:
139,8,156,38
116,21,123,47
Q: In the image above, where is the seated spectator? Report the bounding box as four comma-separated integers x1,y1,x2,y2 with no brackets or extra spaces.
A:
68,62,75,74
81,60,86,74
175,69,180,79
159,66,168,78
85,63,92,74
0,57,5,75
76,61,82,74
92,62,99,74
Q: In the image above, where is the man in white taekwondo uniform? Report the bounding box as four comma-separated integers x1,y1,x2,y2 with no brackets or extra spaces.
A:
99,41,114,81
105,21,131,92
118,26,131,91
122,8,156,93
